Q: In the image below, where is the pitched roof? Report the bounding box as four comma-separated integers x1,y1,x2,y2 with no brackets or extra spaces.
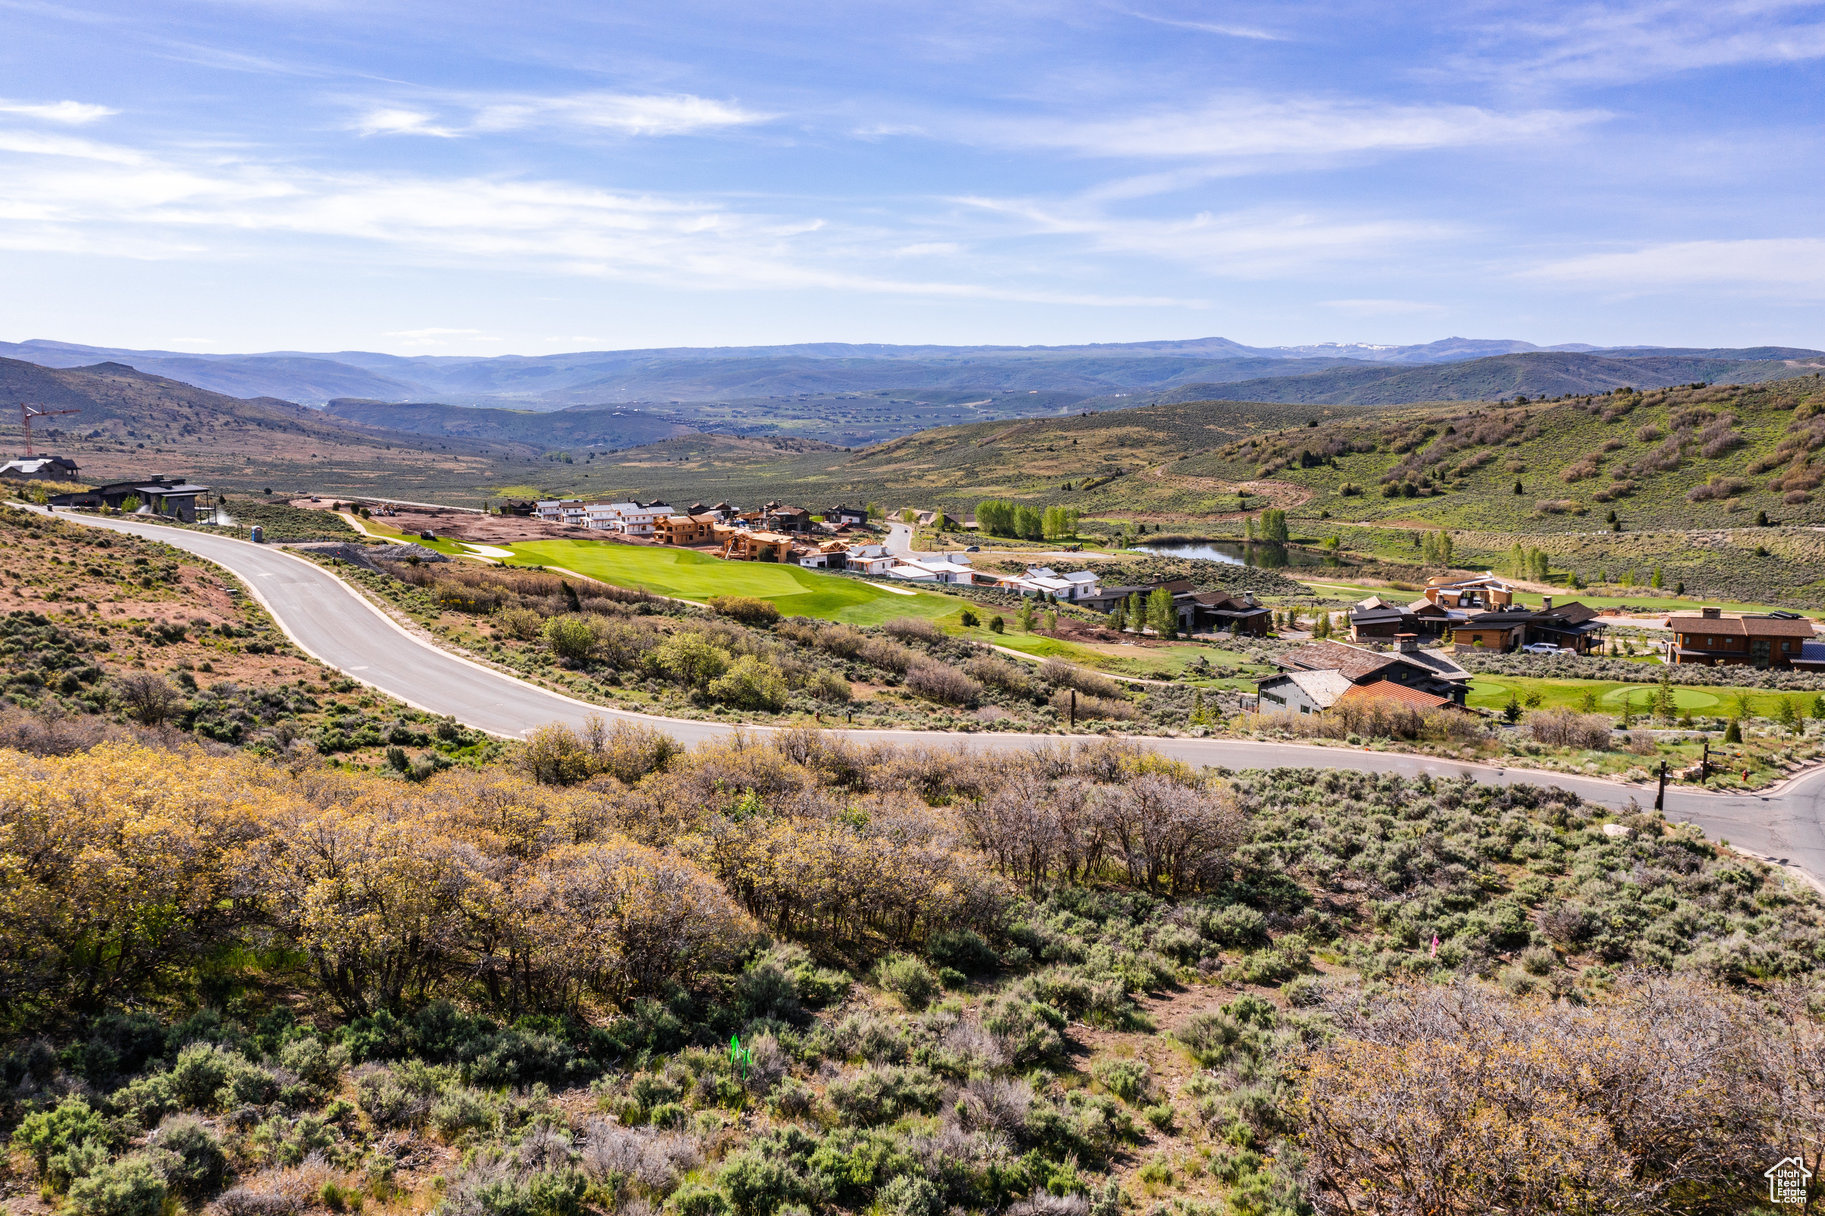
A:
1336,680,1452,711
1667,613,1817,638
1275,669,1355,709
1349,607,1412,624
1277,641,1396,681
1400,648,1471,682
1194,590,1261,611
1539,600,1599,623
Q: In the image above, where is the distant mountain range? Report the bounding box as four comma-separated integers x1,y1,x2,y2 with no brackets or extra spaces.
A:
1100,349,1825,409
9,336,1819,412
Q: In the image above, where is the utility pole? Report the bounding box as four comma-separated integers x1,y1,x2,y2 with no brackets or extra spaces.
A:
1700,738,1710,782
1654,759,1667,811
18,404,80,456
1070,689,1077,728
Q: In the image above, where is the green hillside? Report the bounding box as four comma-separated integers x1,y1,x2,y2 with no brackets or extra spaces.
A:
1190,375,1825,531
1126,350,1825,406
569,398,1372,514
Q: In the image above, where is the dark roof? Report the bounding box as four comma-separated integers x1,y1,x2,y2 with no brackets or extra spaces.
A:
1157,578,1197,594
1193,590,1257,610
1462,610,1538,627
1668,614,1816,638
1350,608,1413,625
1540,601,1600,624
1278,641,1397,682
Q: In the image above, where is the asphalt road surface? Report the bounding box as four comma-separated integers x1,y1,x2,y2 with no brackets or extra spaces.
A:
43,509,1825,887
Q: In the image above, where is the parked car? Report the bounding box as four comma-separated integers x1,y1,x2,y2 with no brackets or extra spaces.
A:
1521,642,1565,654
966,545,980,552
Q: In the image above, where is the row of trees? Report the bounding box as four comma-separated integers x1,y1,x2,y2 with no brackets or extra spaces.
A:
1110,587,1179,639
974,501,1081,541
1241,509,1289,543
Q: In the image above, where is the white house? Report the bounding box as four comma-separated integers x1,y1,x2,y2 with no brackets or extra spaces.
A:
890,554,975,585
845,544,897,575
535,499,585,523
583,501,673,534
998,566,1102,601
615,503,674,535
584,502,632,529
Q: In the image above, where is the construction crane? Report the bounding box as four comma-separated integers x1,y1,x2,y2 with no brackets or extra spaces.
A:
18,403,79,456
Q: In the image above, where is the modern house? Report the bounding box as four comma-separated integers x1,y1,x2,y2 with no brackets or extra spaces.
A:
992,566,1102,601
1181,590,1274,636
1421,573,1515,611
1451,598,1607,654
1,455,79,480
51,477,211,523
535,499,585,524
827,505,869,526
755,502,812,533
844,544,896,575
1263,639,1472,709
891,554,976,584
1666,607,1820,669
1077,579,1268,635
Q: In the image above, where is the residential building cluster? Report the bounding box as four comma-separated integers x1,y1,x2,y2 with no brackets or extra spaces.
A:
1256,638,1472,715
1348,574,1607,655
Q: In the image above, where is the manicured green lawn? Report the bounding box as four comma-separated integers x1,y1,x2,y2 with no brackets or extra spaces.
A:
501,539,965,625
1467,674,1818,718
971,628,1270,682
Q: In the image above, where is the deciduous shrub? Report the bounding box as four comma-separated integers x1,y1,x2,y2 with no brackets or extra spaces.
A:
1525,708,1612,750
708,597,781,626
904,662,982,707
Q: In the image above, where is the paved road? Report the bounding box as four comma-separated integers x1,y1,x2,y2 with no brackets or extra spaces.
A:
40,509,1825,887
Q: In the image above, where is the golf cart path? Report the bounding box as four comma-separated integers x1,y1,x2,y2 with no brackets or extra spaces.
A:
42,509,1825,888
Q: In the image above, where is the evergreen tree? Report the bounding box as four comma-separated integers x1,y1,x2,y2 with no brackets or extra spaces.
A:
1111,601,1126,632
1148,587,1177,639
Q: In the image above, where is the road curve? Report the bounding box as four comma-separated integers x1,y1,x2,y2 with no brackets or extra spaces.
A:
39,509,1825,887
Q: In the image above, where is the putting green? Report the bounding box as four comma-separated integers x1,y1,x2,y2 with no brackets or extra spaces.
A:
1601,685,1720,710
501,538,964,625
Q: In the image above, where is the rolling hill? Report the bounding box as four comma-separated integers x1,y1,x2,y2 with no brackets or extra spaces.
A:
322,399,692,451
0,358,542,499
1100,350,1825,408
11,337,1814,416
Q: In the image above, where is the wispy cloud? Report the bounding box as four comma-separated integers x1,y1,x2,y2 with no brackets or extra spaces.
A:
1523,237,1825,297
981,94,1603,162
0,130,1200,308
0,98,116,124
351,91,770,139
1119,9,1285,41
1454,0,1825,83
352,108,459,138
955,195,1449,274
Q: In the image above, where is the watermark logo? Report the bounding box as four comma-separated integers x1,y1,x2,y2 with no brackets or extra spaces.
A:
1766,1156,1812,1205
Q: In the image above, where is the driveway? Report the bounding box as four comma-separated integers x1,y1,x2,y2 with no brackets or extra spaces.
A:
39,508,1825,887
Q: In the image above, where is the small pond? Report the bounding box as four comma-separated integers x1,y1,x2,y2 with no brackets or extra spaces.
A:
1130,540,1334,569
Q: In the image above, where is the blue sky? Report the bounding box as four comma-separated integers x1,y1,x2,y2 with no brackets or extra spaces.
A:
0,0,1822,354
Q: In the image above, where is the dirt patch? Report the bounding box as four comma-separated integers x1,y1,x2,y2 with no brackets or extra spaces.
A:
293,499,581,545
